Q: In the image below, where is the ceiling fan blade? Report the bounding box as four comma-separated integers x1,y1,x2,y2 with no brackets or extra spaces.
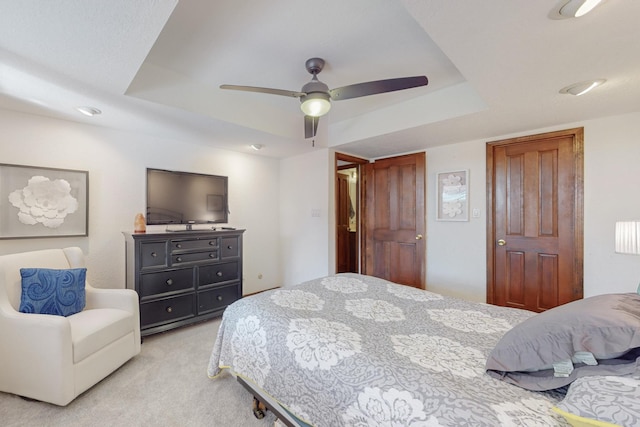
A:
329,76,428,101
304,115,319,139
220,84,304,98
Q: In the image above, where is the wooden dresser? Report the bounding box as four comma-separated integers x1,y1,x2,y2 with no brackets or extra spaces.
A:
123,229,244,336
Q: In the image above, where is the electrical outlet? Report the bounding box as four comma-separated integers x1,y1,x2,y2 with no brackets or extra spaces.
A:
472,208,480,218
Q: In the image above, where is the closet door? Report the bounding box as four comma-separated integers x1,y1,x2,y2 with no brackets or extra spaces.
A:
487,128,584,312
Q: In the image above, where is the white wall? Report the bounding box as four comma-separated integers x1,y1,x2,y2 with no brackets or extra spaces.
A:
582,113,640,296
426,140,487,301
425,111,640,301
4,108,639,301
0,110,281,295
279,148,332,286
281,111,640,301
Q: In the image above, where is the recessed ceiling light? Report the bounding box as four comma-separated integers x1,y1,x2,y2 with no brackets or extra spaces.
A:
250,144,264,151
559,79,606,96
76,106,101,116
558,0,604,18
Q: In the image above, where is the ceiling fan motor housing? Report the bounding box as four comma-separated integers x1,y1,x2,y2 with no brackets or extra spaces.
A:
301,78,330,97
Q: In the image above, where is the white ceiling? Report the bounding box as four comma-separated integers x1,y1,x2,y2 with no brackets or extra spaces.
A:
1,0,639,159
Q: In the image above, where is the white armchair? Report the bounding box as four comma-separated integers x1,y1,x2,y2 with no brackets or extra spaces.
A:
0,247,140,406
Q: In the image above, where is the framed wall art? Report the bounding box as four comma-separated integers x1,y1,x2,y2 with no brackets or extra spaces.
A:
436,169,469,221
0,164,88,239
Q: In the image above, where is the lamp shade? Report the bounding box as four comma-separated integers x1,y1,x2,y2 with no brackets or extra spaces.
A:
615,221,640,255
300,93,331,117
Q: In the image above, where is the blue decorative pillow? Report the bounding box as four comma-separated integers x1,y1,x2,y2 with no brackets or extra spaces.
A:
19,268,87,316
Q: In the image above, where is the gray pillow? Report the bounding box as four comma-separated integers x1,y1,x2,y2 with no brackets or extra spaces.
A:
486,293,640,391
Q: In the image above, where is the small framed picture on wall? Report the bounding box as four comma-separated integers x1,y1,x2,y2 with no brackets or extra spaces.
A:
436,169,469,221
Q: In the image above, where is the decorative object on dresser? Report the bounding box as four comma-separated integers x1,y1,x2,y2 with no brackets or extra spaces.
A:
134,213,146,233
124,229,244,336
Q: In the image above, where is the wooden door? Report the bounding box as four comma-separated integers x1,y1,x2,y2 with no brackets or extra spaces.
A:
363,152,426,288
487,128,583,312
336,172,351,273
335,153,368,274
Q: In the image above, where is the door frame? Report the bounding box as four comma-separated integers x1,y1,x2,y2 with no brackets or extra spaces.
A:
335,152,368,273
486,127,584,305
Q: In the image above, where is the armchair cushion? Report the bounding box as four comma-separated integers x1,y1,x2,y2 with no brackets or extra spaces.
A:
69,308,133,363
19,268,86,317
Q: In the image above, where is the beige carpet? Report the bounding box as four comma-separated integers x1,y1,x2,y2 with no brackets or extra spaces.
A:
0,318,277,427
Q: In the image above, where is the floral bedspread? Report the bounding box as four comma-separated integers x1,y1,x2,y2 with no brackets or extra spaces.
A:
207,273,569,426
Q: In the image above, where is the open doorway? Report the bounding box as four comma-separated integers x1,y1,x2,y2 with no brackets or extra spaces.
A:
335,152,368,273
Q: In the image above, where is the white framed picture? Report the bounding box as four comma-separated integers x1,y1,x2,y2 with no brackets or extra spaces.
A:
436,170,469,221
0,163,88,239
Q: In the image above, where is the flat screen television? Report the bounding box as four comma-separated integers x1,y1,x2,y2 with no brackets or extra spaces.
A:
146,168,228,227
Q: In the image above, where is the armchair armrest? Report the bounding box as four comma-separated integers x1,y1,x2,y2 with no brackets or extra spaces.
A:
84,285,141,351
0,308,74,402
85,285,139,313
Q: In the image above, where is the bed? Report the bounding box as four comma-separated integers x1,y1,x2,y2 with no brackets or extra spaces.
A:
208,273,640,426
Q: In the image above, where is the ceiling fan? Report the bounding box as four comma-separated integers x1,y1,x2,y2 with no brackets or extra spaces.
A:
220,58,429,139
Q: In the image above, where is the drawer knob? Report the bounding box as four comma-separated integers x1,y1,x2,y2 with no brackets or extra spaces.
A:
176,257,182,262
209,241,215,246
151,252,157,258
217,295,223,301
227,245,233,250
166,306,173,313
166,278,173,286
216,271,223,277
209,253,215,258
176,243,182,248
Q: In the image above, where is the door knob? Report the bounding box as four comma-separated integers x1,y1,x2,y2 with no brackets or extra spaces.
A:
416,234,423,240
497,239,506,246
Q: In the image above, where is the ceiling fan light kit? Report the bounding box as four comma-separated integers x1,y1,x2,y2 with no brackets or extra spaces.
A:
300,93,331,117
220,57,428,139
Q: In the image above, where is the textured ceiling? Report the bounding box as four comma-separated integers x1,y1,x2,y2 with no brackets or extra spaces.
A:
0,0,639,159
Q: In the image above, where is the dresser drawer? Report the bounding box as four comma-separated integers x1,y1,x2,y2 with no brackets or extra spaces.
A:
140,241,167,269
172,250,219,265
198,284,239,314
221,236,240,258
199,261,239,286
171,238,219,252
140,294,195,328
139,268,194,299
